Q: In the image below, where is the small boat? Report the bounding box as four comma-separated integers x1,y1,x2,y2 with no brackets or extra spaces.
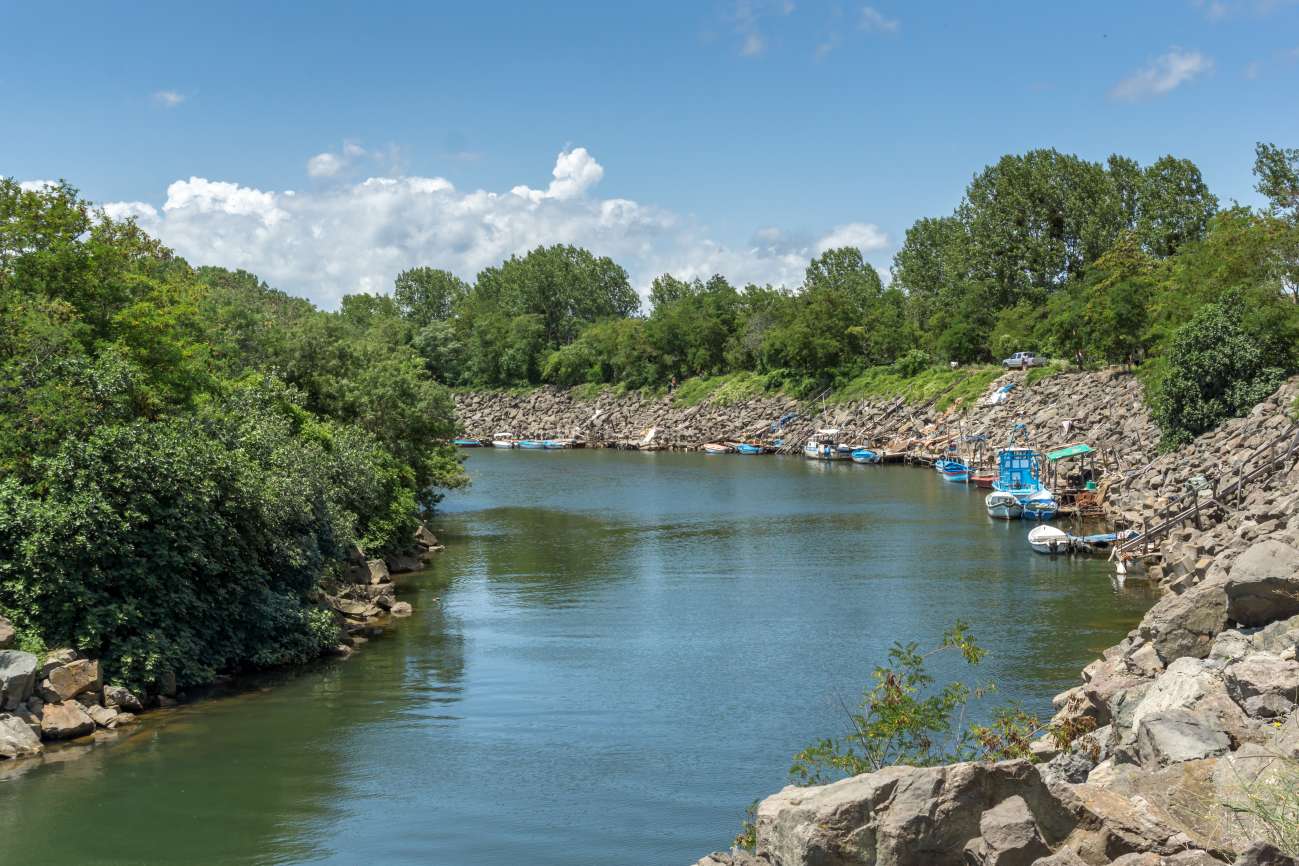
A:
941,462,971,483
543,439,573,449
1071,531,1135,553
985,491,1023,520
1028,525,1070,555
702,443,734,454
518,439,546,450
1021,490,1059,521
850,448,881,464
453,437,482,447
804,429,850,461
491,432,516,449
971,471,996,488
736,443,766,455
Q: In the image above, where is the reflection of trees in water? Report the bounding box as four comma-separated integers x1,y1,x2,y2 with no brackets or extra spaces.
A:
0,571,470,865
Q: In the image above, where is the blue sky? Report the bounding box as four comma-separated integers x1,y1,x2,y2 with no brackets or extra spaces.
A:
4,1,1298,306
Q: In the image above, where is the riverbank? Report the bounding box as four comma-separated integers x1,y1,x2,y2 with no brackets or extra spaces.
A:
682,381,1299,864
0,529,444,768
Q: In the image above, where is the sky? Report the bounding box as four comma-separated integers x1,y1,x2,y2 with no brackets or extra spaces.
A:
3,0,1298,308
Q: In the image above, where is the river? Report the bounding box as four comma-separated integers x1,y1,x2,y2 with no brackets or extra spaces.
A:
0,450,1154,865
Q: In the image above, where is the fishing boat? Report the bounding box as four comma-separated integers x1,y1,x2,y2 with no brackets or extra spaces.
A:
941,462,971,483
517,439,547,449
542,439,573,449
1071,530,1136,554
1021,489,1059,521
736,442,766,455
985,491,1023,519
971,470,996,488
491,432,516,449
804,429,850,461
850,448,881,464
702,443,734,454
1028,525,1070,555
991,447,1041,496
452,437,482,447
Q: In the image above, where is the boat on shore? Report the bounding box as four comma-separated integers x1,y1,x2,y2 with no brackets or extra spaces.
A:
736,442,767,455
543,439,574,449
491,432,516,449
1028,524,1070,555
985,491,1023,519
804,429,851,461
850,448,881,464
702,443,734,454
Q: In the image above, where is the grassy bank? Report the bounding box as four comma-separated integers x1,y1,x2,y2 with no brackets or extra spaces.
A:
829,365,1004,411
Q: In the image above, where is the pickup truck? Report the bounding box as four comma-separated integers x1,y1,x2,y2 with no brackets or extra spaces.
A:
1002,352,1044,369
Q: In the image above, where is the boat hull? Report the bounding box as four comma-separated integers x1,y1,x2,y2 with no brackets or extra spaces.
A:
1028,525,1070,555
850,448,881,464
452,438,482,447
518,440,546,449
736,444,765,455
985,492,1023,519
491,441,515,449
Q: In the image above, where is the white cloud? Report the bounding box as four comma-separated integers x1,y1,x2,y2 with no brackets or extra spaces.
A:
1193,0,1299,19
99,147,890,308
860,6,899,32
305,140,382,178
18,179,57,192
307,152,345,177
741,31,766,56
1109,49,1212,101
152,90,186,108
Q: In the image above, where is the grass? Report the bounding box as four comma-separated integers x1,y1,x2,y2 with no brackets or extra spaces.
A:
830,364,1003,412
1223,752,1299,856
670,371,775,407
1024,359,1069,387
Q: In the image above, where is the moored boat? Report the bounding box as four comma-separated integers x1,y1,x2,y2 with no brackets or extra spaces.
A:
1021,489,1059,521
971,471,996,488
491,432,516,448
736,442,766,455
543,439,573,449
518,439,546,449
702,443,734,454
453,437,483,447
985,491,1023,519
1028,524,1070,555
850,448,881,464
804,429,849,461
941,462,971,483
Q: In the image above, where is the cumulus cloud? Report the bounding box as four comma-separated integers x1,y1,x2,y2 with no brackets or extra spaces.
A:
730,0,795,58
99,147,889,309
152,90,186,108
1110,49,1212,101
860,6,899,32
18,179,57,192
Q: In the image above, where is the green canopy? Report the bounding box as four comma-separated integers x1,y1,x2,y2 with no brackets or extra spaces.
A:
1046,443,1094,461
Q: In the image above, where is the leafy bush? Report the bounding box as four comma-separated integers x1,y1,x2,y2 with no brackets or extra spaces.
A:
891,349,932,378
1151,297,1286,447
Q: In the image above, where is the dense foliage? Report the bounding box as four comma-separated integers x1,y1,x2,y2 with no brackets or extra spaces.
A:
390,145,1298,445
0,181,465,690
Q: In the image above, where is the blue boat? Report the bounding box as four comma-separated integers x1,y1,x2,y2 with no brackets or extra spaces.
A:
453,437,482,447
941,462,971,483
1021,489,1059,521
736,443,766,455
542,439,573,449
850,448,881,464
518,439,546,449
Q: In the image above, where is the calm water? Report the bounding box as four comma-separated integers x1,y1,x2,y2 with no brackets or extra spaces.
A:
0,451,1153,866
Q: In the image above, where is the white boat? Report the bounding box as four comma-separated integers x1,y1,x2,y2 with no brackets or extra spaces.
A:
1022,489,1059,521
1028,525,1070,555
491,432,516,449
702,443,734,454
985,491,1023,520
804,429,850,460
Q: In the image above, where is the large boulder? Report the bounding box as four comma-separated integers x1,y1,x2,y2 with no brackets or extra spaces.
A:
39,700,95,740
0,650,38,711
366,559,391,586
0,616,14,649
1223,653,1299,709
754,760,1074,866
45,658,101,702
0,713,43,759
1139,581,1229,664
1234,842,1298,866
102,685,143,713
1135,709,1231,766
970,795,1050,865
1225,539,1299,627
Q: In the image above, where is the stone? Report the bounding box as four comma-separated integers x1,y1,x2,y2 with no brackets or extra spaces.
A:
385,553,422,574
157,670,177,698
974,795,1050,866
102,685,143,713
366,558,391,585
109,711,136,728
1225,539,1299,627
39,700,95,740
1136,709,1231,766
1224,653,1299,706
1234,842,1298,866
390,601,413,617
0,650,39,711
1244,693,1294,718
1127,641,1164,677
86,704,118,728
45,658,101,702
0,616,14,649
1139,580,1229,664
39,648,78,678
36,680,61,704
0,713,43,759
692,852,765,866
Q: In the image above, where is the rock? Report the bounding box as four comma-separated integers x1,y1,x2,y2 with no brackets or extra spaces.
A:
39,648,78,678
385,553,423,574
390,601,413,617
366,559,391,585
415,524,441,549
1139,582,1228,664
1224,653,1299,707
102,685,143,713
109,711,135,728
86,704,118,728
1234,842,1298,866
0,650,39,711
973,795,1050,866
692,852,765,866
36,679,61,704
0,616,14,649
157,670,177,698
39,700,95,740
0,713,43,758
1225,539,1299,627
1127,642,1165,677
1136,709,1231,766
1243,693,1294,718
45,658,101,702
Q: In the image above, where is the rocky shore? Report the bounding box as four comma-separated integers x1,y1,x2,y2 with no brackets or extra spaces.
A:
458,371,1299,864
0,527,443,768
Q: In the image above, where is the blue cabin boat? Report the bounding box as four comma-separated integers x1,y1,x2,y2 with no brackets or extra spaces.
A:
850,448,881,464
518,439,546,449
941,462,971,483
736,443,766,455
453,437,482,447
992,447,1042,497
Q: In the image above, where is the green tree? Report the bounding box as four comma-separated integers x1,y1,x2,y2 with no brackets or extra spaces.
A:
393,267,469,327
